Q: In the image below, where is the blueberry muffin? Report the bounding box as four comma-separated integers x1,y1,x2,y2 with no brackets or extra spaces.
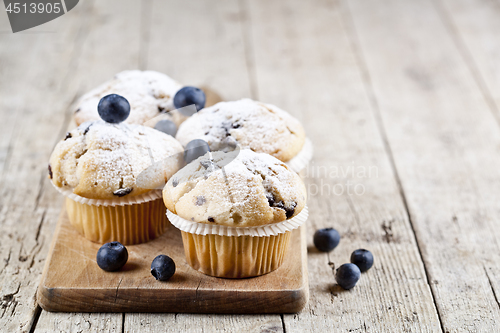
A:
163,149,308,278
73,70,186,127
175,99,307,163
49,120,184,244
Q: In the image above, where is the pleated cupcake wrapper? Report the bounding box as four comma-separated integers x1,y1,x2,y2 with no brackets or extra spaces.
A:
285,137,313,173
167,205,308,237
65,197,169,245
51,181,162,207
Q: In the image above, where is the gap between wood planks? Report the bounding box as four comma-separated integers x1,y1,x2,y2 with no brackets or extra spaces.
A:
432,0,500,129
339,0,445,331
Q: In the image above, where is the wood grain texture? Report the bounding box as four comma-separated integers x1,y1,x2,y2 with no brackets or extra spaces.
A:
37,210,308,313
437,0,500,319
436,0,500,123
32,312,122,333
31,0,147,331
245,0,441,331
146,0,252,101
2,0,500,331
348,0,500,331
0,2,95,331
124,314,284,333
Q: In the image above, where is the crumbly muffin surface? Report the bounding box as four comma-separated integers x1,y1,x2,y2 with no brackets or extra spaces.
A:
175,99,306,162
163,149,307,227
74,70,186,126
49,120,184,199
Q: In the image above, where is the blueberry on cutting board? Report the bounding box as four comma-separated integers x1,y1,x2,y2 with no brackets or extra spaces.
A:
96,241,128,272
151,255,176,281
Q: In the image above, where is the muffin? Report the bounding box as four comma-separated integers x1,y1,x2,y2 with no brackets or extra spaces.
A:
73,70,187,127
175,99,312,172
49,119,184,245
163,149,308,278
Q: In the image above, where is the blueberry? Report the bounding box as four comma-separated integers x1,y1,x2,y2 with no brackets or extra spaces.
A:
97,94,130,123
335,263,361,290
173,86,206,111
96,241,128,272
151,255,176,281
313,228,340,252
184,139,210,164
350,249,374,272
154,119,177,136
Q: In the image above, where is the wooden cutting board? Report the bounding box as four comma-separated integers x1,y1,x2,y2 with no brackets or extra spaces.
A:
37,208,309,313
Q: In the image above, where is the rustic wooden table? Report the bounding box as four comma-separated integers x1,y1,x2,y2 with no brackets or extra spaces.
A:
2,0,500,332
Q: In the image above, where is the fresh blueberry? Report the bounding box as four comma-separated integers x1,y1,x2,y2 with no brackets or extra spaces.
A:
335,263,361,290
97,94,130,123
184,139,210,164
151,254,176,281
154,119,177,136
173,86,206,111
313,228,340,252
350,249,374,272
96,241,128,272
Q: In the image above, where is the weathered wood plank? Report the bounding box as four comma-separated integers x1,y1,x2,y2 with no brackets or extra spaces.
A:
348,0,500,331
245,0,441,331
437,0,500,314
436,0,500,123
125,314,283,333
34,0,146,331
33,312,122,333
0,2,97,331
146,0,252,101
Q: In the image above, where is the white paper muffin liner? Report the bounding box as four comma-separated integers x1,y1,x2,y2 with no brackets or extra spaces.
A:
286,137,313,173
167,205,308,237
51,181,162,207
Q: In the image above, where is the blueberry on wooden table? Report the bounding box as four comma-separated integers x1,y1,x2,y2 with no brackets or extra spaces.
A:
173,86,206,111
96,241,128,272
154,119,177,136
335,263,361,290
97,94,130,123
184,139,210,164
350,249,374,272
313,228,340,252
151,255,176,281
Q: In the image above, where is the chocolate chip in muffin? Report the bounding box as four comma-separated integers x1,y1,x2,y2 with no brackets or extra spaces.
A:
83,124,93,135
172,178,179,187
195,196,206,206
265,192,275,206
285,201,297,219
232,123,241,129
64,132,72,140
208,217,215,223
266,196,296,219
113,187,133,197
75,108,80,113
48,164,53,179
221,121,232,137
274,200,285,210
